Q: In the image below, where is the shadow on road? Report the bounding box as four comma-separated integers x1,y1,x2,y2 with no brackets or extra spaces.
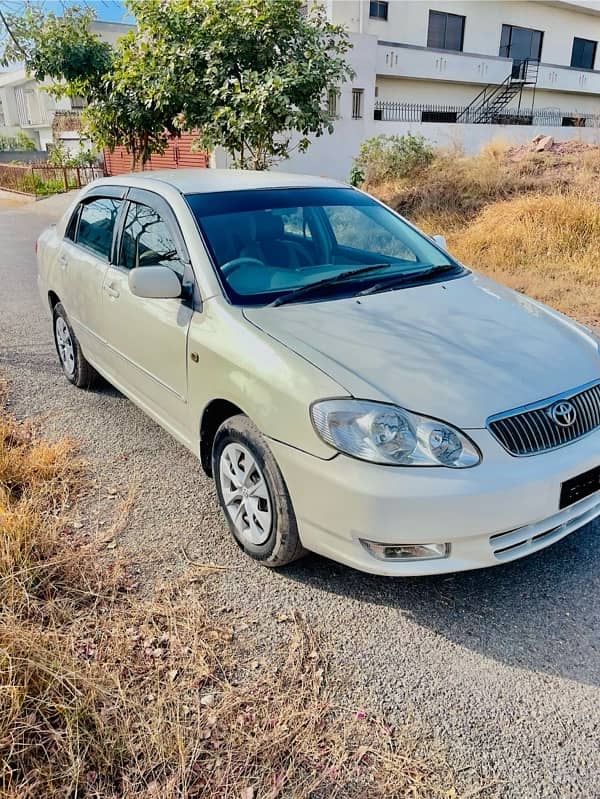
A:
282,520,600,687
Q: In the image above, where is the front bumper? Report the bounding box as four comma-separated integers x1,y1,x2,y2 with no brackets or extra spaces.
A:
268,428,600,576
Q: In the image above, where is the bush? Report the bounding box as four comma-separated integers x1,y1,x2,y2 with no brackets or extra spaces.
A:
14,130,36,151
48,140,97,168
351,133,435,186
0,130,37,152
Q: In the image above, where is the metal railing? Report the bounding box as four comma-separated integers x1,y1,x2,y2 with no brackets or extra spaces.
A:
373,101,600,128
0,163,104,197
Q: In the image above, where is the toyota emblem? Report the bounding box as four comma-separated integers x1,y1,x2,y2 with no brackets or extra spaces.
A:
549,400,577,428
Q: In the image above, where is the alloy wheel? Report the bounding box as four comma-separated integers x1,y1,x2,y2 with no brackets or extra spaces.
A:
218,442,273,546
55,316,75,377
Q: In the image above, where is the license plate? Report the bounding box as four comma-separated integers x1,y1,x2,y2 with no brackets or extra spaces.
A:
560,465,600,509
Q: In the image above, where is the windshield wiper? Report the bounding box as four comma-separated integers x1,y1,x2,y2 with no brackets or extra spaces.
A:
356,263,457,297
268,263,392,307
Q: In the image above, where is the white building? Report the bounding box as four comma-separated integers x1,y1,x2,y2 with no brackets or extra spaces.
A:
277,0,600,179
0,21,132,152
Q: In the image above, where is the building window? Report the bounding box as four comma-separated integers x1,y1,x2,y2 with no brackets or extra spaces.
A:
369,1,388,20
326,88,339,118
427,10,465,52
352,88,364,119
70,95,87,110
571,37,597,69
499,24,543,65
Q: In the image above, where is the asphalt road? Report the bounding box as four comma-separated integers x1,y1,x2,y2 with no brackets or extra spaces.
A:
1,195,599,798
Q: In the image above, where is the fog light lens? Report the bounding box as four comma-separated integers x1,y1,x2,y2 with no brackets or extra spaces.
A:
360,540,450,561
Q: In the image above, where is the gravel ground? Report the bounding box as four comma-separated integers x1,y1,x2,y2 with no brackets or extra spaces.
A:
1,195,599,798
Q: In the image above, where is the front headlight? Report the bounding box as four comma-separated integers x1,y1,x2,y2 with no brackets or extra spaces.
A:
311,399,481,468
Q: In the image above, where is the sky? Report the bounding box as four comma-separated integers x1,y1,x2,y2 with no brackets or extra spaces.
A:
2,1,133,23
51,1,132,22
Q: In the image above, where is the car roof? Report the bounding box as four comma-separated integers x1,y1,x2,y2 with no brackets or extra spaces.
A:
94,168,346,195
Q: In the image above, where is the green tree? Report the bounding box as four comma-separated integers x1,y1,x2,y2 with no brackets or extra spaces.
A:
128,0,354,169
0,4,111,95
0,3,168,169
1,0,353,170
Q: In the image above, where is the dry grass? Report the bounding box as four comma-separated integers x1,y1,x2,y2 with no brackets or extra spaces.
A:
369,141,600,327
371,141,541,223
0,390,460,798
445,193,600,326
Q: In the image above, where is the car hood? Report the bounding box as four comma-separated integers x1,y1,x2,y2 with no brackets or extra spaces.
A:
243,273,600,428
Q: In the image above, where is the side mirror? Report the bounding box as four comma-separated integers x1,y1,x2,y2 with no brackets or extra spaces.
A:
431,234,447,250
128,266,181,299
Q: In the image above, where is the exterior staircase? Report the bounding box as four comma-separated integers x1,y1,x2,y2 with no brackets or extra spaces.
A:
458,59,540,124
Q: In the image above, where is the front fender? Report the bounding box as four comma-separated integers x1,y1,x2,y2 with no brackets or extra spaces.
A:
187,298,347,459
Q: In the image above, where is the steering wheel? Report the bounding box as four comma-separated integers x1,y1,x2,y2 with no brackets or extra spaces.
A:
221,257,265,277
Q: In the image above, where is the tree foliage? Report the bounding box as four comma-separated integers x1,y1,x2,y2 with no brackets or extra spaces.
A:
0,5,111,94
128,0,353,169
0,0,353,170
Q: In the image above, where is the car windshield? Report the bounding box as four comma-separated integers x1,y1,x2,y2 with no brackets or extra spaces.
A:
185,187,460,306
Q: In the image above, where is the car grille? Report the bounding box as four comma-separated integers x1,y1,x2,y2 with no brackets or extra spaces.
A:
487,380,600,456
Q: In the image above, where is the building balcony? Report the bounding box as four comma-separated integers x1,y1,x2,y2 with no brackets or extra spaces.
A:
375,41,600,96
376,42,513,86
536,62,600,94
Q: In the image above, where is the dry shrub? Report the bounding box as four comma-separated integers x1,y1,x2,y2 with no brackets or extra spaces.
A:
375,141,600,224
0,391,458,798
446,193,600,325
380,147,540,221
367,141,600,326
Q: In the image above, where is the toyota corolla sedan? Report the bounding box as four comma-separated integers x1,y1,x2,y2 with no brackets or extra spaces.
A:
36,169,600,576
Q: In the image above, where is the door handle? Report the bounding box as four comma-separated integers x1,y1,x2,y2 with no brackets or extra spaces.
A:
58,254,68,268
104,283,120,299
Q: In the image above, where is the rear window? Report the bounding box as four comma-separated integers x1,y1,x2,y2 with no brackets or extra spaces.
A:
75,197,122,260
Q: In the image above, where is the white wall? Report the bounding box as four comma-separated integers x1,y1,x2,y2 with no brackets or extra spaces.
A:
332,1,600,68
272,119,600,181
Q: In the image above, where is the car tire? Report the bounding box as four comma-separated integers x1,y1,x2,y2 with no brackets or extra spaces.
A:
213,414,306,567
52,303,97,389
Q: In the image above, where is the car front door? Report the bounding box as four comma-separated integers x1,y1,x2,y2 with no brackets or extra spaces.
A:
101,189,195,441
57,189,125,367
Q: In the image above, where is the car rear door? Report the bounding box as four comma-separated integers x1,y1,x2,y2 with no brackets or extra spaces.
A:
100,188,195,441
56,187,126,368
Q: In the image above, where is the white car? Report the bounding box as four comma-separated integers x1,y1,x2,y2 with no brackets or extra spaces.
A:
37,169,600,576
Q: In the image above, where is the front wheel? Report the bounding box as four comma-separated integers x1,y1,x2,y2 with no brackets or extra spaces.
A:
52,303,96,388
212,414,306,567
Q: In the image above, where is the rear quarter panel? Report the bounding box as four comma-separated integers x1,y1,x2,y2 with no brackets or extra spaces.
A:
36,226,63,316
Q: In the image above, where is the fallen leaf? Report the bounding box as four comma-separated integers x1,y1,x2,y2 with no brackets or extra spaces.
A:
200,693,215,708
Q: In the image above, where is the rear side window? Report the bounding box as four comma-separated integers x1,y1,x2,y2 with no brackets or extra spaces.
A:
75,197,122,260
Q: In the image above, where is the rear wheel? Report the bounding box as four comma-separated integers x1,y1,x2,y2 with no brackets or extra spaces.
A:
53,303,96,389
213,414,306,567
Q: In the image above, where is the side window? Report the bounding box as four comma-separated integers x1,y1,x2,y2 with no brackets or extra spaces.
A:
277,207,313,240
324,205,417,262
76,197,122,260
119,202,184,278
